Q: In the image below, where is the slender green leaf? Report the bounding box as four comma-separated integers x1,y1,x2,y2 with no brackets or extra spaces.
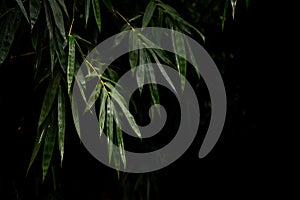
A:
54,29,67,73
171,28,186,90
67,35,75,94
85,82,102,113
29,0,41,30
42,114,57,181
110,87,141,138
145,52,160,105
129,31,139,69
184,37,200,79
0,10,21,65
222,0,229,31
26,126,46,175
142,0,156,27
113,110,126,168
231,0,237,20
15,0,29,23
58,86,66,167
73,33,92,45
57,0,69,18
148,49,176,92
92,0,101,33
85,0,91,26
99,88,107,136
44,1,55,72
71,96,81,138
106,98,114,163
137,47,145,93
103,0,114,15
38,72,61,128
47,0,66,40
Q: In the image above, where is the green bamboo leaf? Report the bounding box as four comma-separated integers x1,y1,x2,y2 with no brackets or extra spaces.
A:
156,1,179,16
57,0,69,18
0,10,21,65
92,0,101,33
47,0,66,40
103,0,114,15
98,88,107,136
110,86,141,138
71,96,81,138
171,29,186,91
137,47,145,93
29,0,41,30
38,72,61,128
184,37,200,79
142,0,156,27
85,0,91,26
42,114,57,182
106,98,114,163
73,33,92,46
85,82,102,113
15,0,30,24
67,35,75,94
114,111,126,168
58,86,66,167
148,49,176,92
129,31,139,69
54,29,67,73
145,52,160,105
26,126,46,176
44,1,55,72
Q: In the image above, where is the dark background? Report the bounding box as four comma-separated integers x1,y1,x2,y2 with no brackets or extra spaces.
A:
1,0,288,199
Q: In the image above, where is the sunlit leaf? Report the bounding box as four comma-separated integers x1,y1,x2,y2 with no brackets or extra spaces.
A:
38,72,61,128
15,0,30,24
231,0,237,20
92,0,101,33
142,0,156,27
0,10,21,65
58,86,66,167
85,0,91,27
106,97,114,163
42,112,57,181
47,0,66,40
29,0,41,30
67,35,75,94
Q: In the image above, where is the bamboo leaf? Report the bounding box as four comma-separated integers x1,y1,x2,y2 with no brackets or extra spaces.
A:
0,10,21,65
47,0,66,40
106,98,114,163
114,111,126,168
67,35,75,94
85,0,91,26
110,86,141,138
42,113,57,182
148,49,176,92
15,0,30,24
44,1,55,72
142,0,156,27
222,0,229,31
92,0,101,33
57,0,69,18
84,82,102,113
231,0,237,20
184,37,200,79
137,47,145,93
103,0,114,15
38,72,61,128
54,29,67,73
129,31,139,69
99,88,107,136
171,28,186,91
58,86,66,167
29,0,41,30
145,52,160,105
